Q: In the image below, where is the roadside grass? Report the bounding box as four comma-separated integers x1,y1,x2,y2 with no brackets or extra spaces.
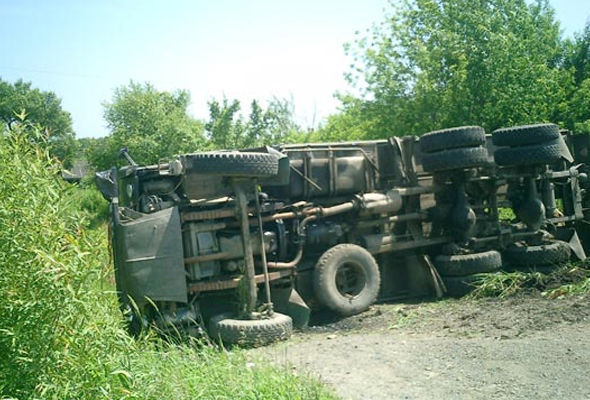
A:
0,126,336,400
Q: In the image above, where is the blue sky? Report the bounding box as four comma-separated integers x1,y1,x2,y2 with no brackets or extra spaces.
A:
0,0,589,138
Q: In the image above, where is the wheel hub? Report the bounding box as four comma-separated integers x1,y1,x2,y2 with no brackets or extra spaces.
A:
335,262,367,298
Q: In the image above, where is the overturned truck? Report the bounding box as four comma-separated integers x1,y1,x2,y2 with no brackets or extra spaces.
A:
97,123,590,346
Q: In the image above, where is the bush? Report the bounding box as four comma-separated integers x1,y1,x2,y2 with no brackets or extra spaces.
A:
0,125,335,400
70,177,110,227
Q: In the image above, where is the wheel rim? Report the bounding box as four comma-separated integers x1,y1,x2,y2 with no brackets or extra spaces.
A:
335,261,367,299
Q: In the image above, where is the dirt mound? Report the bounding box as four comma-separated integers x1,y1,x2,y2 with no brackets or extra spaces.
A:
307,292,590,339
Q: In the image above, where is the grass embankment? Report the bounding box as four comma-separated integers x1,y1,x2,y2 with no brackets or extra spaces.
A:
0,127,335,400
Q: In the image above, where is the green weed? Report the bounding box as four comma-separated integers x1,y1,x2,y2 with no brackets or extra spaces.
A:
470,271,545,298
498,207,516,221
470,263,590,299
0,125,335,400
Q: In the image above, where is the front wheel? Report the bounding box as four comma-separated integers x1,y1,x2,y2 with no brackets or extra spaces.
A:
313,244,381,316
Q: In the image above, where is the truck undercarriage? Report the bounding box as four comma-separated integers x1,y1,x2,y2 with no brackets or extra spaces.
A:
97,123,590,346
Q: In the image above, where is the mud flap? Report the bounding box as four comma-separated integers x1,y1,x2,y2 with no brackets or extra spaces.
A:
555,227,587,261
114,206,187,308
423,255,446,297
557,134,574,163
286,289,311,329
272,285,310,329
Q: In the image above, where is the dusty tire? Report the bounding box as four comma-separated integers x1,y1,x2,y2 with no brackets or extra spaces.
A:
434,250,502,277
442,274,489,297
313,244,381,317
208,312,292,347
492,123,560,147
184,151,279,177
421,147,489,172
503,240,571,267
494,140,562,167
420,126,486,153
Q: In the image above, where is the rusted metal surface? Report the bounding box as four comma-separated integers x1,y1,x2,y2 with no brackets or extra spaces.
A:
234,181,257,315
187,270,292,293
373,237,452,254
184,252,230,264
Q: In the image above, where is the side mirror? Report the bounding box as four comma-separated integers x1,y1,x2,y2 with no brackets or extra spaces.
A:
119,147,137,166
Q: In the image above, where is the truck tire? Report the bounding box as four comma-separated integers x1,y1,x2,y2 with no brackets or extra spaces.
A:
494,140,563,167
313,244,381,317
184,151,279,177
208,312,292,347
503,240,571,267
492,123,560,147
434,250,502,277
420,126,486,153
421,146,489,172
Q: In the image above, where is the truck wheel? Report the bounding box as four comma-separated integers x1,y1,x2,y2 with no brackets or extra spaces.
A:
420,126,485,153
492,123,560,147
503,240,571,267
421,147,489,172
434,250,502,277
208,312,292,347
184,151,279,177
494,140,562,167
313,244,381,317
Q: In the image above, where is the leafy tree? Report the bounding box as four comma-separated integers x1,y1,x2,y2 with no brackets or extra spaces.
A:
564,23,590,86
0,78,75,166
561,22,590,132
341,0,568,138
249,98,302,145
205,97,302,149
205,97,245,149
96,82,205,169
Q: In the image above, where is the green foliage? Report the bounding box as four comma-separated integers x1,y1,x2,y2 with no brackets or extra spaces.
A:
0,124,335,400
0,78,76,166
498,207,516,221
70,179,110,227
566,77,590,132
97,81,206,170
470,271,544,298
559,22,590,131
205,96,302,149
564,23,590,87
206,97,245,149
340,0,569,139
470,263,590,298
314,96,385,141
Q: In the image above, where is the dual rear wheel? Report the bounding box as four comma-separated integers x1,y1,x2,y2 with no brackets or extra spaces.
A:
420,126,490,172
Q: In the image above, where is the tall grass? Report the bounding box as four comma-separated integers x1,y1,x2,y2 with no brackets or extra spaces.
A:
0,126,335,400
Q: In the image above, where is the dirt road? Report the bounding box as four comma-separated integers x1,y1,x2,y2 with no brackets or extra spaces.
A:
257,293,590,399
